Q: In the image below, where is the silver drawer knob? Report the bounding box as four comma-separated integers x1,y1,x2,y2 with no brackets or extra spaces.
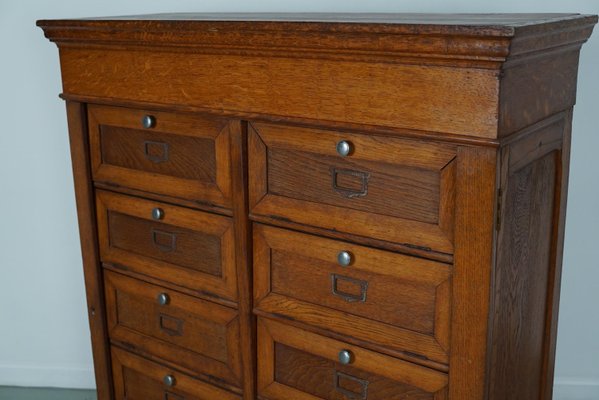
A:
163,374,176,387
142,114,156,129
338,349,353,365
337,251,353,267
336,140,353,157
151,207,164,220
157,293,170,306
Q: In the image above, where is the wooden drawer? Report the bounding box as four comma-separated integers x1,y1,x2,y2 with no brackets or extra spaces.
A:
88,104,232,209
248,122,457,254
105,271,241,388
257,318,448,399
96,190,237,302
111,346,241,400
254,224,451,365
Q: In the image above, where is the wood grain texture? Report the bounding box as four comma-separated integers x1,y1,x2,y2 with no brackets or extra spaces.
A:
541,110,573,400
449,145,498,400
38,13,598,71
249,213,454,264
274,343,434,400
489,114,567,400
253,224,451,366
59,94,505,148
96,190,238,303
257,318,448,400
490,154,556,400
254,295,449,371
103,262,237,309
65,101,114,400
107,212,221,276
100,126,216,182
105,271,242,389
249,122,456,254
267,150,439,223
269,251,440,333
39,14,597,400
111,346,241,400
229,121,257,400
60,47,500,138
93,181,232,217
499,49,581,136
39,13,593,32
88,104,232,208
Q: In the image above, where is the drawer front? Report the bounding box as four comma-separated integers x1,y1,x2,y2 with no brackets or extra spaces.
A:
96,190,237,301
111,347,241,400
254,225,451,365
88,104,232,209
106,271,241,387
248,123,457,253
257,318,448,400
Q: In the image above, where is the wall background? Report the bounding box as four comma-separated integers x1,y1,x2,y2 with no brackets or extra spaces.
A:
0,0,597,398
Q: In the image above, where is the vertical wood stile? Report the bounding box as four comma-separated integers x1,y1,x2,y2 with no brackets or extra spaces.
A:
230,121,257,400
450,146,498,399
65,101,114,399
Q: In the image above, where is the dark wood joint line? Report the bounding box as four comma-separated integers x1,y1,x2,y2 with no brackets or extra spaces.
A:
230,120,257,400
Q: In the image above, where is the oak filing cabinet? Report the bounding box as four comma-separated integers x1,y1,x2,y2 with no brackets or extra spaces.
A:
38,13,597,400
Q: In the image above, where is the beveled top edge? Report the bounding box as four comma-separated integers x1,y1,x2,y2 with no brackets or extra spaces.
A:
37,12,598,37
84,12,580,26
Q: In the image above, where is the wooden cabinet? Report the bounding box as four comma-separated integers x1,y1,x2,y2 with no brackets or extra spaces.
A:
38,13,597,400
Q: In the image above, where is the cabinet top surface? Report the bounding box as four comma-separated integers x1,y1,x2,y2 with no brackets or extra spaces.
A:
38,12,597,37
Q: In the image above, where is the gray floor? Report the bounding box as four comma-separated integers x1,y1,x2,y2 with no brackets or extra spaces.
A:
0,387,96,400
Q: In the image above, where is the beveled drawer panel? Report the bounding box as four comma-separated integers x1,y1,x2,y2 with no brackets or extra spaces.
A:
88,104,232,209
111,346,241,400
257,318,448,400
106,271,242,388
248,122,457,253
254,224,451,365
96,190,237,302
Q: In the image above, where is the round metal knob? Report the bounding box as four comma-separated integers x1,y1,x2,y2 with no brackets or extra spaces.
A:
163,374,176,387
142,114,156,129
338,349,353,365
157,293,170,306
336,140,353,157
337,251,353,267
151,207,164,220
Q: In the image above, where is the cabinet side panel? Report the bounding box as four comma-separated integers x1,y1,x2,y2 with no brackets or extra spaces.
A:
65,101,113,399
498,50,580,137
489,115,567,400
541,110,572,400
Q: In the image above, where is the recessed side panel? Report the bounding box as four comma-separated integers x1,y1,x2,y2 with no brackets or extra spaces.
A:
489,115,566,400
